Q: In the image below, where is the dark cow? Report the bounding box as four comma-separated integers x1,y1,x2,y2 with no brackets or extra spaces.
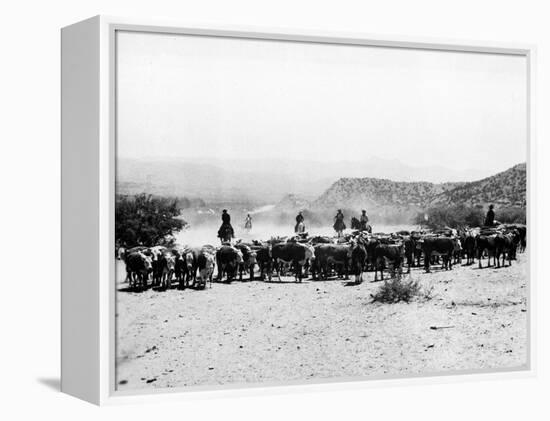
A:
373,243,404,281
350,240,368,283
503,228,521,260
421,236,460,273
125,251,153,290
255,245,273,281
312,243,352,280
309,236,333,245
216,245,243,282
496,231,519,267
462,232,477,265
476,234,499,268
504,224,526,252
403,236,417,272
365,238,381,271
271,242,315,282
173,249,188,288
234,243,257,281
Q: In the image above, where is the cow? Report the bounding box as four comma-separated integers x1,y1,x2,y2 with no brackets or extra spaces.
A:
181,248,201,287
255,244,273,281
271,242,315,282
504,224,526,252
117,246,126,260
124,246,150,260
125,251,153,291
373,243,404,281
216,245,243,283
173,249,188,288
503,228,521,260
421,236,460,273
496,231,519,267
462,232,477,265
149,245,167,287
196,249,216,288
234,243,258,281
123,246,151,283
365,237,381,271
309,236,333,245
403,236,416,272
312,243,352,280
350,239,368,283
476,234,499,268
158,251,176,289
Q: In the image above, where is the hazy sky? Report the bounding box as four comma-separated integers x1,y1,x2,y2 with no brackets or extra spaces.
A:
116,31,527,174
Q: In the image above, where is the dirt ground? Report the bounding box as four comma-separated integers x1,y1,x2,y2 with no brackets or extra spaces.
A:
115,254,528,391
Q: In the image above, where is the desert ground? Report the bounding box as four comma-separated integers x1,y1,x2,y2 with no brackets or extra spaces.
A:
115,253,528,391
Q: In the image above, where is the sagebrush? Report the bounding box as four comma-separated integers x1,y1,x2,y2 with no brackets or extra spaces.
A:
371,276,421,304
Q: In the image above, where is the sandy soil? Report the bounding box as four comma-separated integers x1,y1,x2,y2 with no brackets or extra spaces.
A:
115,254,528,391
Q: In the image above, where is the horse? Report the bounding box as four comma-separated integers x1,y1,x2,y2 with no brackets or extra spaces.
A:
351,216,372,233
218,224,234,244
295,221,306,234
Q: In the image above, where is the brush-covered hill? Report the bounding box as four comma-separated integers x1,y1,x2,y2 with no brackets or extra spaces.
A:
429,163,526,208
311,163,526,214
311,179,463,211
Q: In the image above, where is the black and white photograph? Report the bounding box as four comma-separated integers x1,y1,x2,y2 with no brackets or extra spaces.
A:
114,30,528,391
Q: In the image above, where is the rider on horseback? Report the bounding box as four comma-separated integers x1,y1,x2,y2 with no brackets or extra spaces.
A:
360,210,369,231
244,213,252,231
217,209,235,243
333,209,346,237
294,211,305,234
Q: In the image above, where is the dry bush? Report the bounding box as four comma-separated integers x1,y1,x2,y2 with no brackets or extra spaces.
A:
371,275,421,304
371,274,438,304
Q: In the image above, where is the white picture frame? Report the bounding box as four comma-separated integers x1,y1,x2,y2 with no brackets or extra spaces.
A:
61,15,537,405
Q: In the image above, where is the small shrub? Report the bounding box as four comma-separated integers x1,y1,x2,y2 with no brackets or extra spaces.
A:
371,275,421,304
419,281,437,302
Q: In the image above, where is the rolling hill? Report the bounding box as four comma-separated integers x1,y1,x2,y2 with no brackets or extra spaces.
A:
429,163,526,208
311,163,526,213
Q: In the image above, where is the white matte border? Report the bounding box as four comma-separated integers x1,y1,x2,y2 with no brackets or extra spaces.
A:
95,15,536,405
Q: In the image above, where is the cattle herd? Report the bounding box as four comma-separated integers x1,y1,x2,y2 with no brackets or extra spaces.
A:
119,223,527,292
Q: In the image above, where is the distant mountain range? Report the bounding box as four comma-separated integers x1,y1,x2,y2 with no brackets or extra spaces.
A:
308,163,526,213
116,156,505,204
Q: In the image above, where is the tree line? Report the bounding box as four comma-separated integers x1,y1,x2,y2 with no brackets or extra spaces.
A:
414,204,526,230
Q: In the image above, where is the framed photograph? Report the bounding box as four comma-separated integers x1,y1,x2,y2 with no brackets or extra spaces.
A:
61,16,536,405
